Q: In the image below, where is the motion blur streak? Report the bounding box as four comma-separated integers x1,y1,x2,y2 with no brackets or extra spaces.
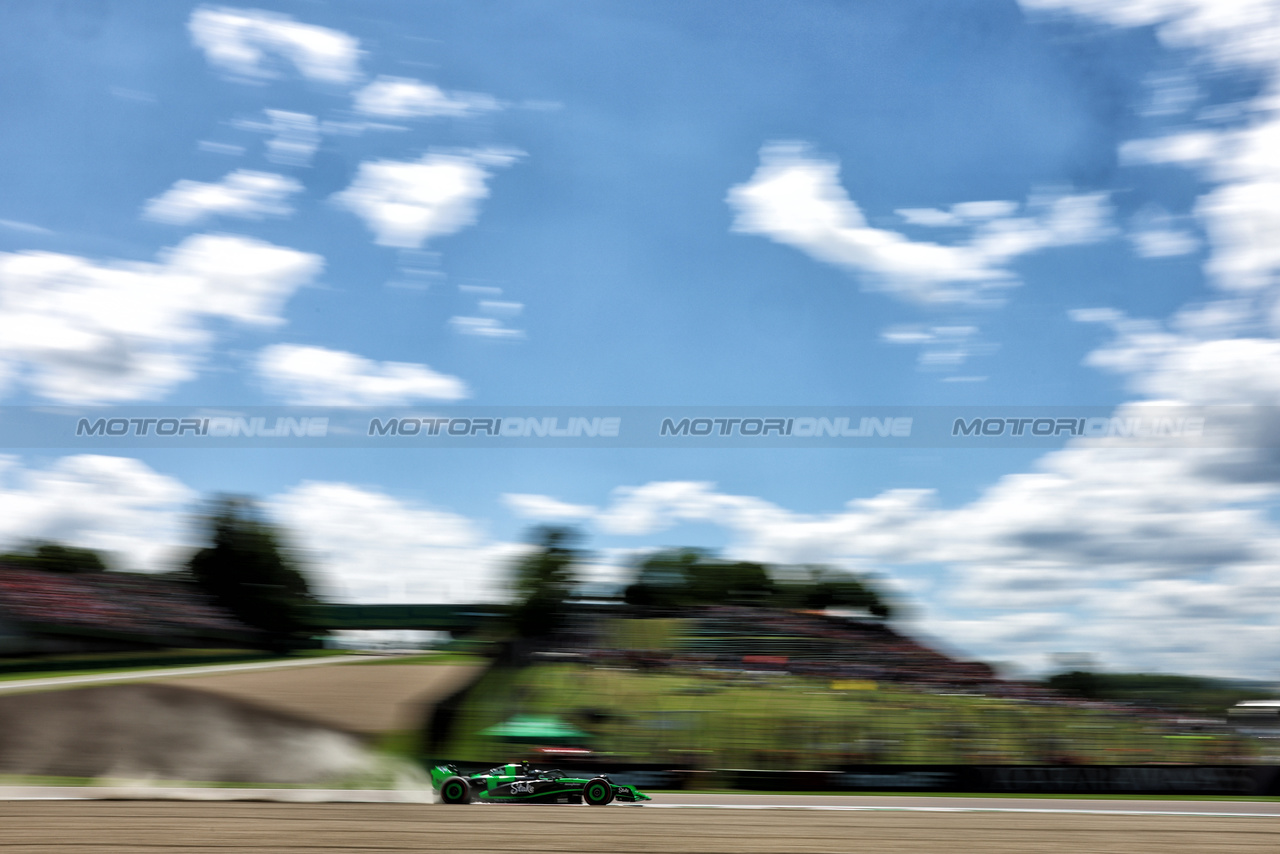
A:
0,683,428,796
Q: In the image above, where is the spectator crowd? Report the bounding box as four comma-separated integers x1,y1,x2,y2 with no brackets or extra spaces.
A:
0,565,251,643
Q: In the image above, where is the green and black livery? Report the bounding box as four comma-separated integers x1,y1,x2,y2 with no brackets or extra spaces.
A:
430,762,651,805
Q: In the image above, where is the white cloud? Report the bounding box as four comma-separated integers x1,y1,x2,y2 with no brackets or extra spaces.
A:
449,296,525,339
503,493,597,521
0,455,195,572
895,208,961,227
1121,131,1221,170
1025,4,1280,292
265,110,320,166
4,447,1277,673
575,453,1280,675
270,481,521,603
1142,70,1199,116
595,481,775,538
953,200,1022,219
1019,0,1280,71
0,219,51,236
1198,179,1280,290
352,76,500,118
332,149,520,248
197,141,246,156
143,170,302,225
161,232,322,326
478,300,523,316
233,110,322,167
1079,313,1280,408
728,142,1113,304
896,200,1020,227
1128,205,1200,258
189,6,362,85
450,316,524,339
1131,226,1200,258
257,343,469,405
880,327,935,345
0,234,322,402
1120,122,1280,289
881,324,993,369
0,455,522,605
567,247,1280,670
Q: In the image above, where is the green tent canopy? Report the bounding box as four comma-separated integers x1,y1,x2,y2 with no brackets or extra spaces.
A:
480,714,591,741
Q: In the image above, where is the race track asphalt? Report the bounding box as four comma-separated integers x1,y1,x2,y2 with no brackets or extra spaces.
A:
2,793,1279,854
649,791,1280,815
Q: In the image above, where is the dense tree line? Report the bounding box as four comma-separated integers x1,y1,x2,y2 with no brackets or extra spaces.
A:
0,542,110,575
1045,670,1273,716
2,518,893,652
623,548,892,617
508,528,894,641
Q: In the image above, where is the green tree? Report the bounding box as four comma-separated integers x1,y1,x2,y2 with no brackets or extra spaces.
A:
626,552,892,617
624,548,708,610
0,541,109,574
186,496,319,652
788,566,893,618
509,526,581,638
1045,670,1103,700
685,559,775,606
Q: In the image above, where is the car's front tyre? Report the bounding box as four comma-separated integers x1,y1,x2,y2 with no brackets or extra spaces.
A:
440,776,472,805
583,778,614,806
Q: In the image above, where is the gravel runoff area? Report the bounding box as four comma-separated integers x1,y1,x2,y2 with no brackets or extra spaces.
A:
151,662,485,733
2,800,1280,854
0,661,484,783
0,658,487,736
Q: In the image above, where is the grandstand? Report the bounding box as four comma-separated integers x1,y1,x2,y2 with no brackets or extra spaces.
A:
0,566,254,654
678,607,996,685
571,606,1004,695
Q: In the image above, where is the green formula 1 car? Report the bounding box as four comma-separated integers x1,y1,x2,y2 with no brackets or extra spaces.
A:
430,762,651,805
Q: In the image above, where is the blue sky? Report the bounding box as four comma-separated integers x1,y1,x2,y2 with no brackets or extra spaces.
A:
1,0,1278,678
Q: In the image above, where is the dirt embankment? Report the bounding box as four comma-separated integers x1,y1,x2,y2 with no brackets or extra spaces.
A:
0,661,485,784
153,662,484,734
0,683,372,783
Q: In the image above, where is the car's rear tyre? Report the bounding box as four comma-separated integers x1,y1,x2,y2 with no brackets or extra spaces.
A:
440,776,471,805
583,778,614,806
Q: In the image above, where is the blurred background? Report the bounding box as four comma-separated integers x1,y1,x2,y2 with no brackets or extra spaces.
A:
0,0,1279,793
